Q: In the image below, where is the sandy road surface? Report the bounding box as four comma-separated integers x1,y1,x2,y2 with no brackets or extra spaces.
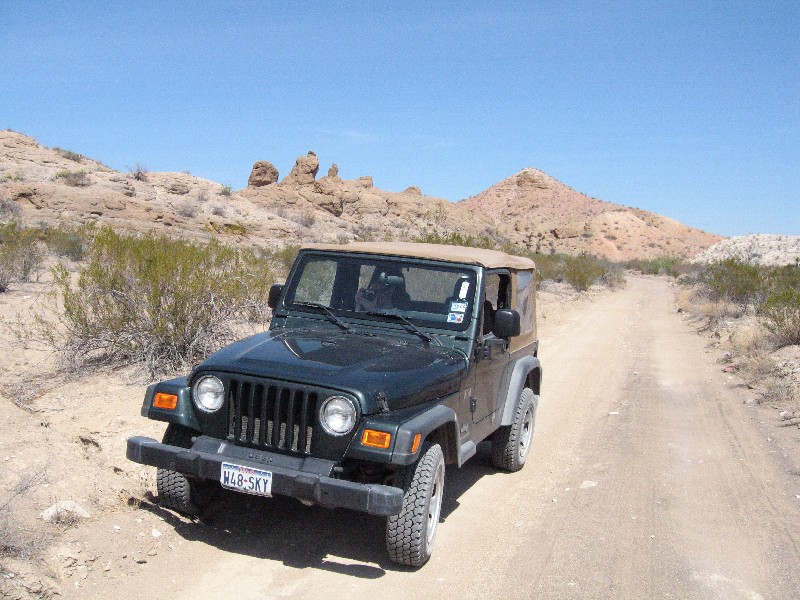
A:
97,276,800,599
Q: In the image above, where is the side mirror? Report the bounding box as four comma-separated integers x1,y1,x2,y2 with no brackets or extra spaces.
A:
268,284,284,309
493,309,520,338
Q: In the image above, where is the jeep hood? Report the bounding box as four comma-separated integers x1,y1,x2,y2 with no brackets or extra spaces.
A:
196,329,468,413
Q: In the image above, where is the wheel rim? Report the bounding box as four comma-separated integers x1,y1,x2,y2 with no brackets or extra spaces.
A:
518,404,534,459
426,461,445,545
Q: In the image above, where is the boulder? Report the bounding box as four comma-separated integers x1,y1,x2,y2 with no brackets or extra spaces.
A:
327,163,339,178
282,152,319,185
165,181,190,195
516,171,548,189
403,185,422,195
355,176,373,188
248,161,279,187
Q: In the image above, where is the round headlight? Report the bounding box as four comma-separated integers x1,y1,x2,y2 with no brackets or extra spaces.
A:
319,396,357,436
193,375,225,413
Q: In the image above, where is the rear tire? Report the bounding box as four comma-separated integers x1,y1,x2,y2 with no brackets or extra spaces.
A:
156,424,216,515
492,387,537,472
386,443,445,567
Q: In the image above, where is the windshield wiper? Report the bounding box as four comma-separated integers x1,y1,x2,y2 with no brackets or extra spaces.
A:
293,302,351,332
365,310,438,345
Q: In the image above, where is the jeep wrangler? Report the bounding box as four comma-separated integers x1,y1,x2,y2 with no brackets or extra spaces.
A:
127,242,541,567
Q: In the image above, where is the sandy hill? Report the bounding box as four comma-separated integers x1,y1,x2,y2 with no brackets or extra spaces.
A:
0,130,722,259
460,168,723,260
692,234,800,266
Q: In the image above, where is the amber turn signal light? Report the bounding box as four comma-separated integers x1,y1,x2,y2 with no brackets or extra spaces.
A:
154,393,178,410
411,433,421,454
362,429,392,449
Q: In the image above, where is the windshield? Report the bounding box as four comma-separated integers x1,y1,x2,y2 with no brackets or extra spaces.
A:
283,253,478,332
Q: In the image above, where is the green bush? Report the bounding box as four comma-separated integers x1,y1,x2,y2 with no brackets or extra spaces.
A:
699,259,763,307
44,225,88,261
54,168,90,187
563,253,606,291
267,244,301,276
411,230,497,249
50,228,273,375
0,223,43,291
760,287,800,346
57,148,84,163
626,255,684,277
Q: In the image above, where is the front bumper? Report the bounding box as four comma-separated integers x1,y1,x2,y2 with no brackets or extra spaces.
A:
126,435,403,516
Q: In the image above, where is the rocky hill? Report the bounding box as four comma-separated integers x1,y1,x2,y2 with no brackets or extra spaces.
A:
692,234,800,266
459,168,722,260
0,130,722,259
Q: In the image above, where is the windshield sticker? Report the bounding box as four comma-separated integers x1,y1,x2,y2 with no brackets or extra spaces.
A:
458,282,470,299
447,312,465,324
450,301,468,313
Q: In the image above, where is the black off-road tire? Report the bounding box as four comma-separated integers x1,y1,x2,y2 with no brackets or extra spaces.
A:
492,387,537,472
156,424,216,515
386,443,446,568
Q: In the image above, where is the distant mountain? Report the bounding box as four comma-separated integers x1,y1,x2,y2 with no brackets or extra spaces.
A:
460,168,723,261
0,130,723,259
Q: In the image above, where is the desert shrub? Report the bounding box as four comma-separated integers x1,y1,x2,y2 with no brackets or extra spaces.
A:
44,225,88,261
529,253,569,283
298,210,316,228
0,223,43,290
130,163,148,181
601,267,626,290
219,184,233,197
197,188,210,203
563,253,606,291
760,287,800,346
211,204,225,216
176,201,199,218
54,168,90,187
411,229,497,249
0,468,48,559
49,227,273,375
267,244,301,276
56,148,84,163
626,255,684,277
0,193,20,220
0,172,23,183
698,259,763,307
353,223,378,241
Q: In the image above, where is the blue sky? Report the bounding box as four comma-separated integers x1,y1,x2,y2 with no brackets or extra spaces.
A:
2,1,798,237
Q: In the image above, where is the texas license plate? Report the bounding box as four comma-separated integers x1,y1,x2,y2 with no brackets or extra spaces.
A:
220,462,273,497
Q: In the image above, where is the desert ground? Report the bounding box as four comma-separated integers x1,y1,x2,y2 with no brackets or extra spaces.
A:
2,274,799,599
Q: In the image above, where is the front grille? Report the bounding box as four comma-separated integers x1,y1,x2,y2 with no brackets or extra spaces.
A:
227,378,318,455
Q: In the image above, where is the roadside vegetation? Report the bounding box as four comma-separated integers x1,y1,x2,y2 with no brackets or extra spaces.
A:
677,258,800,408
41,227,275,376
413,229,624,291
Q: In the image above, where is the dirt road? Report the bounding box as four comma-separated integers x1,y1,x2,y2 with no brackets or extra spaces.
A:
61,276,800,598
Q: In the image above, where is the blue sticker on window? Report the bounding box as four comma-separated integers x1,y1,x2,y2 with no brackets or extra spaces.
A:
447,313,465,324
450,301,468,313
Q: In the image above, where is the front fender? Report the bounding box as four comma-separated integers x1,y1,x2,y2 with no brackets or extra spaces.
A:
345,401,460,467
141,377,201,432
498,356,541,426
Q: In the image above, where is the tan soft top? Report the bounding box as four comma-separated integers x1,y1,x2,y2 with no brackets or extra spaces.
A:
304,242,536,271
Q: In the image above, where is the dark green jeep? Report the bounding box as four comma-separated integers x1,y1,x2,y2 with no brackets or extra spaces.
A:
127,242,541,567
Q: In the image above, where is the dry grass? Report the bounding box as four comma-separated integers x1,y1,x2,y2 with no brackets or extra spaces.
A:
0,468,49,559
729,322,778,385
677,285,745,327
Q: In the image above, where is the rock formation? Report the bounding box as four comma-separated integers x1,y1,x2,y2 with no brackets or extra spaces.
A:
282,151,319,185
248,161,279,187
327,163,339,178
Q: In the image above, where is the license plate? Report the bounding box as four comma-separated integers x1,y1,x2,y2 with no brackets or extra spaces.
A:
220,462,273,497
